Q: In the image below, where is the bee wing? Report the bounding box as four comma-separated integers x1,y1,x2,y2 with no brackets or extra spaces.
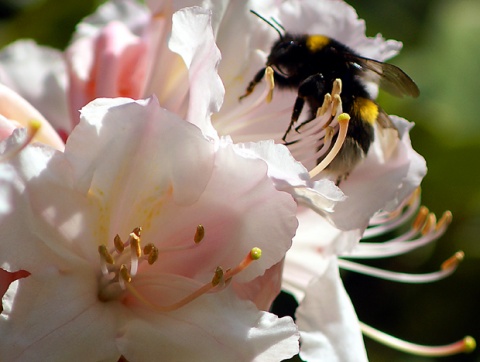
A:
376,106,397,130
352,56,420,98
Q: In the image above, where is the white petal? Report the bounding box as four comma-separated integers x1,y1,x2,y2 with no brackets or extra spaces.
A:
117,285,299,362
296,258,368,362
170,7,225,139
0,262,121,361
283,208,361,301
0,40,70,135
330,119,426,232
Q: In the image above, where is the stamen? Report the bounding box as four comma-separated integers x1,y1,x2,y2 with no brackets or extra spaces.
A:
317,93,332,118
119,264,131,289
98,245,114,265
364,191,421,238
129,233,141,277
308,113,350,178
441,250,464,270
147,245,159,265
436,210,452,232
124,248,262,313
114,234,124,253
130,233,142,258
211,266,225,287
412,206,429,231
331,78,342,97
330,94,341,117
265,66,275,103
0,120,41,162
194,224,205,244
132,226,142,237
143,243,154,255
338,251,463,283
360,322,476,356
421,213,436,235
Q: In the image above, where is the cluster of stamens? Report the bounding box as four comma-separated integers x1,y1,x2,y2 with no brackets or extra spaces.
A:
339,188,475,356
97,225,262,312
262,69,350,178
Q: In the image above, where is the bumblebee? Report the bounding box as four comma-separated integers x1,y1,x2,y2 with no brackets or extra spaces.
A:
240,11,419,181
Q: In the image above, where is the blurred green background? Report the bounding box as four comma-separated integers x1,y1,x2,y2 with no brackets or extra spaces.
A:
0,0,478,361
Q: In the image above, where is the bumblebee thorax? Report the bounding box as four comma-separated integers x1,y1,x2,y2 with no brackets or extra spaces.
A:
305,35,330,52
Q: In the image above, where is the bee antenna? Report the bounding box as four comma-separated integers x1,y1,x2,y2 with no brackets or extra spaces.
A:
270,17,285,32
250,10,284,40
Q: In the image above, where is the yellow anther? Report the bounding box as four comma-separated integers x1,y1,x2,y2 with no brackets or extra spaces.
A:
436,210,452,231
130,233,142,258
114,234,124,253
332,78,342,97
331,94,341,117
120,264,132,283
143,243,154,255
147,246,159,265
250,247,262,260
132,227,142,237
265,66,275,103
98,245,114,264
317,93,332,118
412,206,429,231
194,225,205,244
211,266,224,286
441,251,464,271
421,213,436,235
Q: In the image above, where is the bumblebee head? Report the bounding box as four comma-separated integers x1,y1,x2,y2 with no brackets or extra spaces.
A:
266,35,313,76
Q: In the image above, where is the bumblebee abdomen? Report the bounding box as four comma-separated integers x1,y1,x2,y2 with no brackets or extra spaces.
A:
352,97,379,125
345,97,376,155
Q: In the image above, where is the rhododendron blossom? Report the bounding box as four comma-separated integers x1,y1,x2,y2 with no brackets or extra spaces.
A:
0,96,301,361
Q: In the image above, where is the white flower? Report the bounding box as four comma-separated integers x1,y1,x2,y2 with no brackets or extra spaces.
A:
0,96,301,361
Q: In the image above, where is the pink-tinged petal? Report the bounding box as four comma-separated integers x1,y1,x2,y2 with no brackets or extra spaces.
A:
0,263,122,361
0,84,65,149
296,258,368,362
169,7,225,139
73,0,150,38
141,141,297,282
383,116,427,211
67,21,149,126
0,40,70,136
117,283,299,362
233,260,284,311
71,96,214,207
329,119,426,232
282,207,361,301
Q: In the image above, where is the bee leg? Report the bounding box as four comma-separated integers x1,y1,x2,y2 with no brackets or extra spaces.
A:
283,74,325,141
282,97,305,141
239,67,266,100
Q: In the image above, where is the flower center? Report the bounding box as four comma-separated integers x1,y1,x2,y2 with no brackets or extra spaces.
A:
97,226,262,311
